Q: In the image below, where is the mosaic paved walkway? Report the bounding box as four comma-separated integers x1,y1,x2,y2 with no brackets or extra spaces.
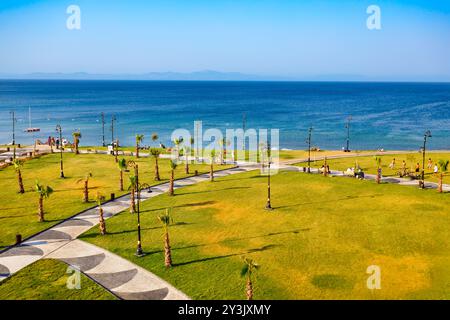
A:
0,165,255,299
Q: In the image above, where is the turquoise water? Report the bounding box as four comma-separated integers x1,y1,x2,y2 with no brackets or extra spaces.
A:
0,80,449,150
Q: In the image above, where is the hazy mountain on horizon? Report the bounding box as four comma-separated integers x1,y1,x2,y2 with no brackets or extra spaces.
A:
0,71,449,82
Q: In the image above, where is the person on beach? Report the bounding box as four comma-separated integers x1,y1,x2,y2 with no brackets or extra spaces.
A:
389,158,396,169
399,160,406,177
47,136,52,146
427,158,433,170
434,164,439,174
415,163,421,173
56,139,60,149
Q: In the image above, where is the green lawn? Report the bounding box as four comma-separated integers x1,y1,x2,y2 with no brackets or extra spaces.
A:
0,152,226,249
0,259,116,300
295,152,450,184
81,170,450,300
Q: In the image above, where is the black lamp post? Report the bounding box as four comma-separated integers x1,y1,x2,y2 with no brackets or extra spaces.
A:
306,127,313,173
10,111,16,160
265,143,273,210
344,116,352,152
128,161,144,256
56,124,65,178
101,112,106,147
111,115,117,144
421,130,432,189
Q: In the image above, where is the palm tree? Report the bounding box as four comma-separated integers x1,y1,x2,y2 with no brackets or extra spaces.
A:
77,173,92,202
35,181,53,222
374,156,382,184
118,158,127,191
184,146,191,174
128,175,137,213
219,138,229,165
437,160,449,193
151,133,159,144
241,257,259,300
12,159,25,194
169,160,177,196
323,157,328,177
158,208,173,268
96,193,106,235
72,131,81,154
173,138,183,159
210,149,216,182
150,148,161,181
135,134,144,158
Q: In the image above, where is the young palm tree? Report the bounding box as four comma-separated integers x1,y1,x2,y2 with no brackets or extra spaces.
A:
135,134,144,158
158,208,173,268
96,193,106,235
72,131,81,154
437,159,449,193
118,158,127,191
151,133,159,144
77,173,93,202
169,160,177,196
150,148,161,181
241,257,259,300
219,138,229,165
12,159,25,194
374,156,382,184
128,175,137,213
35,181,53,222
210,149,216,182
184,146,191,174
323,157,328,177
173,138,183,159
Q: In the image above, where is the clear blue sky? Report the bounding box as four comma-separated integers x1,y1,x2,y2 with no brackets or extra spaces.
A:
1,0,449,80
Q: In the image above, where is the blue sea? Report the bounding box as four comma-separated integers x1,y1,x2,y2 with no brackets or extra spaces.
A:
0,80,449,150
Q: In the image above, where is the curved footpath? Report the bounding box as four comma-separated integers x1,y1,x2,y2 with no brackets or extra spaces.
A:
1,152,448,300
0,165,255,300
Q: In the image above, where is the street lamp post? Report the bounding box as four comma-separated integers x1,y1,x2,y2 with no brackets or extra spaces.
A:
345,116,352,152
10,111,16,160
265,143,273,210
421,130,432,189
111,115,117,144
306,127,313,173
128,161,144,256
101,112,105,147
56,125,65,178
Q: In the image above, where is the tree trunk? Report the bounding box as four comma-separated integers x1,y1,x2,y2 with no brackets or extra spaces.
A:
154,157,160,181
164,231,172,268
119,170,124,191
17,169,25,194
169,170,174,196
99,206,106,235
130,188,136,213
210,163,214,181
83,180,89,202
246,278,253,300
136,144,139,158
75,139,79,154
439,173,443,193
376,169,381,184
38,196,44,222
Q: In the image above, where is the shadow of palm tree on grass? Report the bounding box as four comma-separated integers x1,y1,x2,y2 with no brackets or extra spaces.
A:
173,244,278,267
274,194,384,209
140,201,217,213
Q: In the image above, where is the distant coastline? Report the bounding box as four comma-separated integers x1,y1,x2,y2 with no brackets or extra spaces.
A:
1,71,450,83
